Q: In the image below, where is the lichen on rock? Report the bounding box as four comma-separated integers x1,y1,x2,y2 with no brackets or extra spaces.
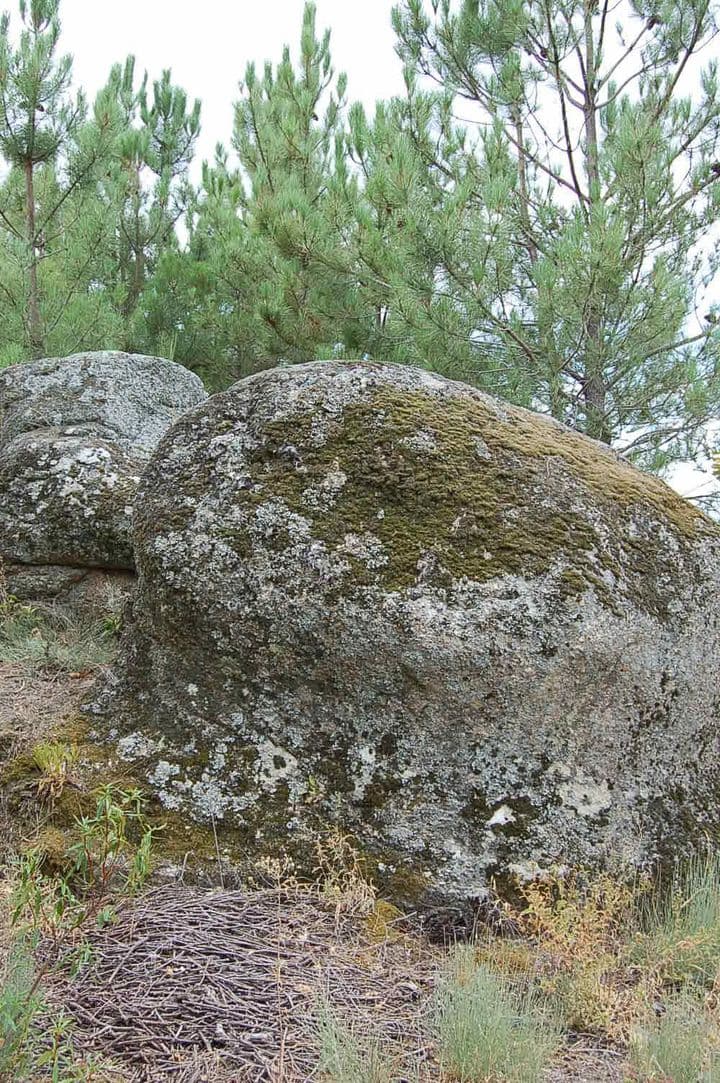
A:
0,351,207,603
86,360,720,913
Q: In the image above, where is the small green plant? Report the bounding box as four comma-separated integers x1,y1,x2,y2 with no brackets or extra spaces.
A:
1,787,159,1079
13,785,158,941
434,946,559,1083
67,785,156,901
30,1009,102,1082
31,742,78,804
629,995,720,1082
316,1004,397,1083
632,852,720,989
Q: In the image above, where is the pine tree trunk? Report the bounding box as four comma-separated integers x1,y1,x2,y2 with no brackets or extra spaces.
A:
24,157,43,358
122,165,144,322
581,1,610,445
583,360,612,444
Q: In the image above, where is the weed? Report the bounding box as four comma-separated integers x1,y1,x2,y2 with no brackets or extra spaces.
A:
434,946,560,1082
31,742,78,804
513,870,645,1038
316,1004,398,1083
629,994,720,1082
13,785,159,941
0,787,159,1079
315,831,376,917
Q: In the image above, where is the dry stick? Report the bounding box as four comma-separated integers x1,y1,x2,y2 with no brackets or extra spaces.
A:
42,884,439,1079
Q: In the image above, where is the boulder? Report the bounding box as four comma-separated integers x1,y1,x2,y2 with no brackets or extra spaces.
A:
0,352,207,593
88,360,720,912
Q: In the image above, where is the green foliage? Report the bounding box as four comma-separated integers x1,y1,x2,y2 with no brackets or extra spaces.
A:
632,852,720,988
0,0,114,358
0,940,41,1078
13,785,157,941
175,3,360,380
433,946,560,1082
89,56,201,346
0,785,156,1080
629,994,720,1082
0,0,719,476
391,0,720,469
0,0,200,364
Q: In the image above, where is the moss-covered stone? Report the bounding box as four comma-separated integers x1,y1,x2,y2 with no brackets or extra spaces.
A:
88,360,720,916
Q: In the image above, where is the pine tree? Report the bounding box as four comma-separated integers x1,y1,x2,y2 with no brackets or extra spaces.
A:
0,0,107,358
345,83,536,400
180,3,361,379
392,0,720,469
89,57,200,349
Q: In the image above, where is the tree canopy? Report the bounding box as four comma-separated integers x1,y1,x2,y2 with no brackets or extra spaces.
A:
0,0,718,487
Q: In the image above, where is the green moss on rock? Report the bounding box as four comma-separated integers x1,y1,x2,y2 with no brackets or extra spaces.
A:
223,386,714,613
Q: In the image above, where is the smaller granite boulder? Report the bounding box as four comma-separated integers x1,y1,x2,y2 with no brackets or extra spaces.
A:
0,352,207,585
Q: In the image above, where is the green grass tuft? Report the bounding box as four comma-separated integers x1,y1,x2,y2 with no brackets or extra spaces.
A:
434,946,560,1083
0,598,117,673
316,1003,399,1083
632,852,720,988
629,994,720,1082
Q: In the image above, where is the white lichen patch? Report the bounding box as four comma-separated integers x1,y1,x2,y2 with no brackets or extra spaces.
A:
255,740,301,796
352,743,378,799
487,804,516,828
301,462,348,511
191,777,232,819
117,732,158,760
555,767,612,818
341,532,388,569
149,760,181,787
249,499,313,543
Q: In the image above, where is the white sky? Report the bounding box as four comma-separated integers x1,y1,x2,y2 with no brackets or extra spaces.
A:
47,2,720,503
61,0,405,166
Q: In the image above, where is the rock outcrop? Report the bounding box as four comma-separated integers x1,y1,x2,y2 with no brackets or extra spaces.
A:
0,352,206,603
88,360,720,912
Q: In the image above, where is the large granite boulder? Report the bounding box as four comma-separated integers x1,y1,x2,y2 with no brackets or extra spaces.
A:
88,360,720,911
0,352,207,601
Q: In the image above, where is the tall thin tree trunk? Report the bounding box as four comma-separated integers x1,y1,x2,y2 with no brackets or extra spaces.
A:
24,157,43,358
581,0,610,444
122,164,145,323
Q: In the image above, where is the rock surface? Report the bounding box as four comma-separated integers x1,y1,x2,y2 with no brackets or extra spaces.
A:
88,360,720,912
0,352,207,583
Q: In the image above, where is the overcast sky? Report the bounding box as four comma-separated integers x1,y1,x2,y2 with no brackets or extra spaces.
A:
47,1,720,502
61,0,406,166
